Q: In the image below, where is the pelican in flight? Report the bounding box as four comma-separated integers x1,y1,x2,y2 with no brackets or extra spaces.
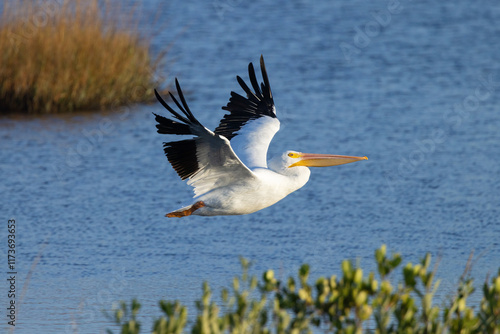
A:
153,56,367,217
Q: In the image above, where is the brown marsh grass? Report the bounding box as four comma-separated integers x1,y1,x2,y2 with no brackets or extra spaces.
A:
0,0,166,114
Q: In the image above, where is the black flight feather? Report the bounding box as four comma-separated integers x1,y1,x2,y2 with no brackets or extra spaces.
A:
215,55,276,141
163,140,199,180
260,56,273,100
153,113,191,135
236,76,259,103
175,78,199,125
154,89,189,124
248,62,262,99
154,80,203,180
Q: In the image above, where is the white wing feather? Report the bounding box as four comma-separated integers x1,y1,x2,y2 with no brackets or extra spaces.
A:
229,115,280,169
188,129,256,198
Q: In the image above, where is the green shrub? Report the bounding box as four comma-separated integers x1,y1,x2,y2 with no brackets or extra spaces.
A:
0,0,165,113
107,246,500,334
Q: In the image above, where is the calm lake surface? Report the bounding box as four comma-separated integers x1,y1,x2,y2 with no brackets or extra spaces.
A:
1,0,499,332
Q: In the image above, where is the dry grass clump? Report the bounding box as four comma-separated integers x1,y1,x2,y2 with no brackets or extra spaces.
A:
0,0,165,113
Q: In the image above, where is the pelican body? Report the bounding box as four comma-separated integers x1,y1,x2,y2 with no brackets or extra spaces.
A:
153,56,367,217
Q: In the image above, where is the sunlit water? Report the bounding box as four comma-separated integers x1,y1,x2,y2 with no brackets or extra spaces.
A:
1,0,499,332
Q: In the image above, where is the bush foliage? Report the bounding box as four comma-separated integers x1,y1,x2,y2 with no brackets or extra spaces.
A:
107,246,500,334
0,0,165,113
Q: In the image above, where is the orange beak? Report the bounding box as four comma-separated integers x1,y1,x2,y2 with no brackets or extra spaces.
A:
289,153,368,168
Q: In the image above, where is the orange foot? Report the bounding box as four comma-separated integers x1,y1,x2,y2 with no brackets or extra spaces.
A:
166,201,205,218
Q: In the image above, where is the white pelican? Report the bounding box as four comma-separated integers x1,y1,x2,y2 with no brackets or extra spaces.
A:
153,56,367,217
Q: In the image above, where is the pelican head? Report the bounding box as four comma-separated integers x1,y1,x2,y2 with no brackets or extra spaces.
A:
268,151,367,174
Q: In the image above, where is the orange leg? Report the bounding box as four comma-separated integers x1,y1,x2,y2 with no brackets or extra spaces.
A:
166,201,205,218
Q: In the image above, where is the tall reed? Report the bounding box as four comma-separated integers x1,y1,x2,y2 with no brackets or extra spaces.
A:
0,0,165,113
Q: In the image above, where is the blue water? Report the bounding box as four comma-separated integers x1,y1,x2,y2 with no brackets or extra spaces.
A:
1,0,500,332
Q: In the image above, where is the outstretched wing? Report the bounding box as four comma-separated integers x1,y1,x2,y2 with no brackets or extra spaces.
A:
154,80,256,198
215,55,280,169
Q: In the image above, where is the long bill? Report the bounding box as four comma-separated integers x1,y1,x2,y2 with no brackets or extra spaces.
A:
289,153,368,167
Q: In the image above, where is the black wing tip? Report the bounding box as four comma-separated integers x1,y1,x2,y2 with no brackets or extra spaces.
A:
153,112,192,135
163,139,199,180
248,61,255,73
174,78,199,125
226,56,275,115
154,88,166,106
215,56,276,139
155,83,201,179
153,77,203,129
258,56,273,101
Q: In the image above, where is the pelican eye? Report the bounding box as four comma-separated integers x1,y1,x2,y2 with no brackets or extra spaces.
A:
288,152,298,158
